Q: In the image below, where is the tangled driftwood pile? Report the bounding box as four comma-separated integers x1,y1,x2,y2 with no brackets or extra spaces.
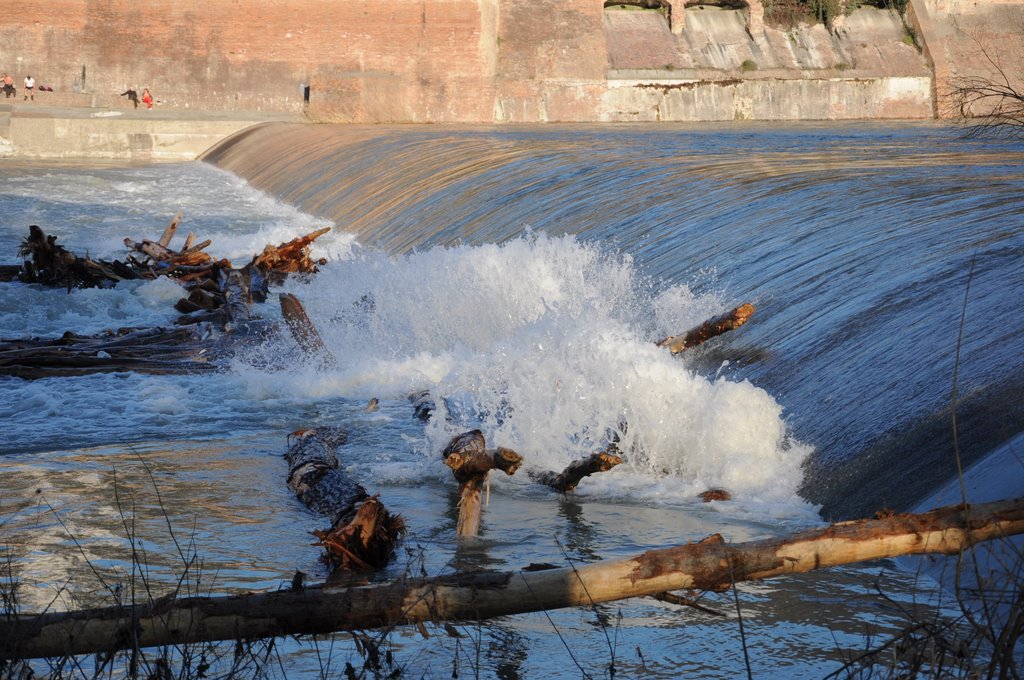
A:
2,217,331,378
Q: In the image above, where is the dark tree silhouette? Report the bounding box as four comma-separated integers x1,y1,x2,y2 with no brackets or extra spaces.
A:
948,25,1024,138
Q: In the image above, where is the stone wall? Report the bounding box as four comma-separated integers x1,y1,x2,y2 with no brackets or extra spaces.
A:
0,0,1020,122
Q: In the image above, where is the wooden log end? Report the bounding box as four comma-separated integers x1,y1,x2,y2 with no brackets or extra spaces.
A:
444,451,464,471
174,298,202,314
493,447,523,476
592,451,623,472
732,303,756,325
446,444,523,480
312,497,406,572
699,489,732,503
442,430,486,462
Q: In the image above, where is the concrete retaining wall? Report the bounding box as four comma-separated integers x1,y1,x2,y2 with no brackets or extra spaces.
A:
602,76,933,121
2,113,271,161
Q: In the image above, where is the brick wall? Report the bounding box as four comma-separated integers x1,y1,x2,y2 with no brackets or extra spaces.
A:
5,0,1017,122
0,0,608,121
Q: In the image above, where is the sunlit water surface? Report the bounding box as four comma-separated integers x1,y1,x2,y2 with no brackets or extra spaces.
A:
1,122,1022,678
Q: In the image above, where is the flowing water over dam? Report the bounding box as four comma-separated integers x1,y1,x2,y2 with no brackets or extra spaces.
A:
1,122,1022,677
204,121,1024,518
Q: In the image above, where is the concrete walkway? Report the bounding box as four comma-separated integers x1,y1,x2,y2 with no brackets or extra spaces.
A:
0,101,304,161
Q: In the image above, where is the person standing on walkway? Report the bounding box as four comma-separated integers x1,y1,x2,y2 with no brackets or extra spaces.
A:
23,75,35,101
120,85,139,108
141,87,153,109
2,74,14,99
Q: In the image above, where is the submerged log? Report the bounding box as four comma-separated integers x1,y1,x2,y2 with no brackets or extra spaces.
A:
285,427,404,571
409,390,435,421
442,430,523,537
657,303,756,354
5,497,1023,661
279,293,337,368
529,450,623,493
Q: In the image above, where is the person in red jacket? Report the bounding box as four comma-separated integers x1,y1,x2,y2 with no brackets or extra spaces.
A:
141,88,153,109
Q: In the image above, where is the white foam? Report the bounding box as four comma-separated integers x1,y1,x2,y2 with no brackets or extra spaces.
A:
238,232,814,512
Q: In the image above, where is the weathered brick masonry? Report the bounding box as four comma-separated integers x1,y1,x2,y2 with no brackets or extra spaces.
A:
1,0,1021,122
2,0,606,121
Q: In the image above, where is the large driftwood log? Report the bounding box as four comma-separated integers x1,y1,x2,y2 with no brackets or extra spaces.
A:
657,303,756,354
285,428,404,571
442,430,523,537
123,237,212,268
0,326,217,379
4,497,1023,661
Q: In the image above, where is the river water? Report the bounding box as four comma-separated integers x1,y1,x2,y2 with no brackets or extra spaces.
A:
1,122,1022,678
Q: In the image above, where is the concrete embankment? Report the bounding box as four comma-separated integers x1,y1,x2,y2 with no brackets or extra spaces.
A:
0,103,299,161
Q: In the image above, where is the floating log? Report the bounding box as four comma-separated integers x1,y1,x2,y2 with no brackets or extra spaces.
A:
0,326,216,379
4,497,1022,661
529,449,623,493
657,303,756,354
442,430,523,537
285,427,404,571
